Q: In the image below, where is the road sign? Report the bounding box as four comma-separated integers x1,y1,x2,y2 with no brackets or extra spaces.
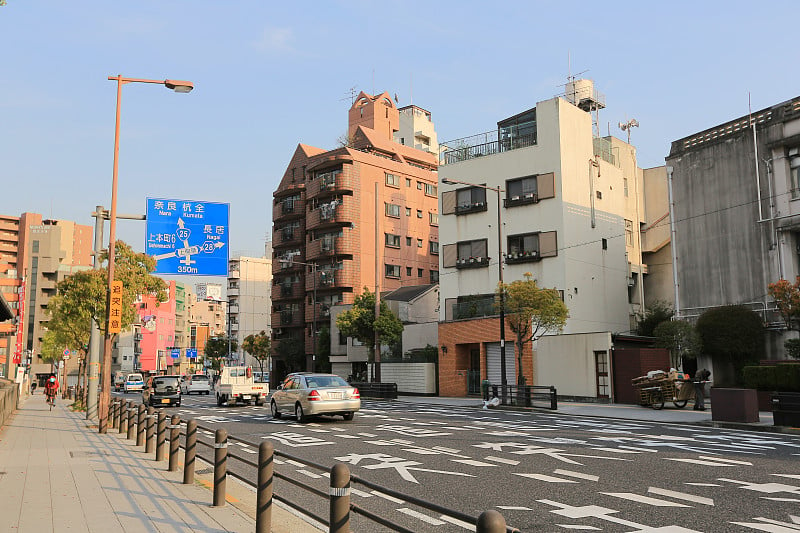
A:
63,349,70,357
145,198,229,276
108,280,124,334
170,348,180,359
186,348,197,359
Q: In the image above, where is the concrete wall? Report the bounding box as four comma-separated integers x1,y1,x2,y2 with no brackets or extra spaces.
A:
535,332,612,398
371,362,436,394
402,322,437,354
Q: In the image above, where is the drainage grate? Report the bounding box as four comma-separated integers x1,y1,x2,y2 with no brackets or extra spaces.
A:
195,468,214,475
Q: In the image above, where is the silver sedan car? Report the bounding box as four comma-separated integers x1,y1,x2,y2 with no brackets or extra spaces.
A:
270,373,360,422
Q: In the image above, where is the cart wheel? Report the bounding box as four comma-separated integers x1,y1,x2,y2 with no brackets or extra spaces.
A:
673,400,688,408
651,391,665,410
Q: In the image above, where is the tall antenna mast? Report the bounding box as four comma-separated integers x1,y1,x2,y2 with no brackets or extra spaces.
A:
340,86,357,105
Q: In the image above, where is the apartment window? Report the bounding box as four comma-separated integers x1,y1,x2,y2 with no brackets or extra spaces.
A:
506,176,538,206
385,264,401,278
417,209,423,218
385,233,401,248
385,203,401,218
430,241,439,255
405,207,411,216
418,268,424,278
385,173,400,187
406,178,412,187
430,270,439,283
424,183,437,196
623,177,629,197
506,233,540,263
456,239,489,268
791,152,800,199
32,240,39,253
625,219,634,246
406,266,412,276
417,181,423,190
406,236,412,246
417,238,423,248
429,213,439,226
455,187,487,214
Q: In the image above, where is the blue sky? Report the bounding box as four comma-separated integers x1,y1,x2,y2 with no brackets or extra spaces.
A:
2,1,798,283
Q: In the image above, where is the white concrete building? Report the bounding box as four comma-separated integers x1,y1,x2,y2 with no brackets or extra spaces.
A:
395,105,439,155
228,255,272,366
437,80,663,399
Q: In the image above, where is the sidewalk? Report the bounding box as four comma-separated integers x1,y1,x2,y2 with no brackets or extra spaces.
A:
396,395,798,433
0,392,321,533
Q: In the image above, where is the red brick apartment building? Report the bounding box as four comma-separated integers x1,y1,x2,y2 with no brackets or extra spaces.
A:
271,92,439,375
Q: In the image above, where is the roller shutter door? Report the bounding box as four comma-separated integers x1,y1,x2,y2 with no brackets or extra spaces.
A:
486,342,515,386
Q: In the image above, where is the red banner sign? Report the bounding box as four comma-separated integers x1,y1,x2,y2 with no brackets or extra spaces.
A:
12,279,25,365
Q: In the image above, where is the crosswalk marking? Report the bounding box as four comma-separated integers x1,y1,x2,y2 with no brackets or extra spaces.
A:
397,508,446,525
601,492,690,507
648,487,714,505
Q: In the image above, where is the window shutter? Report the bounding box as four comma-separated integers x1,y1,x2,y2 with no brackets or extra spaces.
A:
537,172,555,199
442,244,457,268
441,190,456,215
539,231,558,257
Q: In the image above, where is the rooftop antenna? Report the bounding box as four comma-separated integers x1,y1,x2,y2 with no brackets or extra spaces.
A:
410,72,413,105
340,86,357,105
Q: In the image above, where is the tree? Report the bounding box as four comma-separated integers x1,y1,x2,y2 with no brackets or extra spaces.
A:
696,305,764,385
497,273,569,386
274,337,305,373
653,320,701,369
635,300,674,337
315,325,332,373
336,287,403,382
242,330,271,377
204,335,238,371
768,277,800,330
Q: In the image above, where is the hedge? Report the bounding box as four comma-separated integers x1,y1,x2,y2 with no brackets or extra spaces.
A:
743,364,800,391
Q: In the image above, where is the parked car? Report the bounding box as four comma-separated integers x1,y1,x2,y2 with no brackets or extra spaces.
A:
123,373,145,394
181,374,211,395
113,371,126,392
214,366,268,406
270,372,360,422
143,375,182,407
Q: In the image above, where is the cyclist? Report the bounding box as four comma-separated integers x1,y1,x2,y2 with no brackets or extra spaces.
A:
44,374,59,407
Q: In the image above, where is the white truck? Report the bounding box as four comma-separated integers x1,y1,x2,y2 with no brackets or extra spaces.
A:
214,366,268,406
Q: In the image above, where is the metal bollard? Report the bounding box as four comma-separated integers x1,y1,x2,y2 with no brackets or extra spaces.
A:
329,463,351,533
477,510,507,533
168,415,181,472
156,411,167,461
111,399,119,429
119,400,128,434
213,429,227,507
127,405,137,440
145,406,155,454
183,420,197,485
256,441,273,533
136,404,146,447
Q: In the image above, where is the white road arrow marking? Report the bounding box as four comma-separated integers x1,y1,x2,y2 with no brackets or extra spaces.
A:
648,487,714,506
600,492,690,507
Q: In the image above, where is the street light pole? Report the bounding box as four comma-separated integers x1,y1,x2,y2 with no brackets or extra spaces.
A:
442,178,508,388
98,75,193,434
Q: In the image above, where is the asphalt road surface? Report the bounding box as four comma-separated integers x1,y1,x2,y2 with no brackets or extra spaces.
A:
113,391,800,532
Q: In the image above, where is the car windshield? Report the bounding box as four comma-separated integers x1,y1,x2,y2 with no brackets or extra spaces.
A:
305,375,349,388
192,375,208,382
153,377,180,390
127,374,143,382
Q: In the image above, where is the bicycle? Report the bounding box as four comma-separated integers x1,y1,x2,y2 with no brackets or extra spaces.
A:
46,391,56,411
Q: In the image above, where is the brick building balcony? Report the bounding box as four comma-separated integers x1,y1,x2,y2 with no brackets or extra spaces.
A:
271,310,303,328
271,281,304,301
273,197,305,222
305,233,357,260
306,195,357,230
306,168,356,199
305,265,358,292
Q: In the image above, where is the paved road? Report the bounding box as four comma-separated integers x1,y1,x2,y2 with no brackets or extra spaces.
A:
113,391,800,532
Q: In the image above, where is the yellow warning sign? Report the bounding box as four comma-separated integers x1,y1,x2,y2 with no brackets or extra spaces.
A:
108,280,124,334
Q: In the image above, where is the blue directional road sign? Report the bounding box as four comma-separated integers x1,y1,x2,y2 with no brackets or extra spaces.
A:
146,198,229,276
186,348,197,359
170,348,180,359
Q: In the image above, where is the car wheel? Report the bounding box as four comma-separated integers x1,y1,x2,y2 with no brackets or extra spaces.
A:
216,394,224,406
176,403,181,407
295,403,306,423
342,412,354,421
255,397,263,406
270,400,281,419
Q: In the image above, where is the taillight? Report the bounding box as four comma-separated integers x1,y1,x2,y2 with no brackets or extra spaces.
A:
351,388,360,399
308,389,320,401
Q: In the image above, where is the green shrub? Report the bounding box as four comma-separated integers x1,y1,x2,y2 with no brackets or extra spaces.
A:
743,366,777,390
775,363,800,391
785,338,800,359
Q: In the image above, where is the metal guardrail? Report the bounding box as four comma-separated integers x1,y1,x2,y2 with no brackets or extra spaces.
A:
0,378,19,428
348,381,398,400
108,397,518,533
489,384,558,410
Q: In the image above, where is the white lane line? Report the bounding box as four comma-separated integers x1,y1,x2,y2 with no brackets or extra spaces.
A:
618,445,659,453
370,490,404,504
451,459,497,467
273,458,285,465
335,434,361,439
358,433,377,437
601,492,690,507
438,514,476,530
404,449,441,455
514,473,577,483
241,448,257,454
698,455,752,465
664,458,736,466
235,442,250,447
685,483,721,487
648,487,715,506
285,459,305,467
554,469,599,482
592,447,642,454
433,446,462,454
308,429,329,433
497,506,533,511
297,470,322,479
730,520,800,531
485,456,520,466
351,488,372,498
396,508,446,526
555,526,602,530
761,497,800,502
772,474,800,480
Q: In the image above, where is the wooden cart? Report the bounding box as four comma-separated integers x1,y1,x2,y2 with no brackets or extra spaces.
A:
632,373,694,410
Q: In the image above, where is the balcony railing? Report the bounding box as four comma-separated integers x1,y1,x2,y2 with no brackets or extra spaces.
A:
440,124,537,166
505,250,541,264
444,297,498,321
504,193,538,208
455,257,490,269
454,201,487,215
